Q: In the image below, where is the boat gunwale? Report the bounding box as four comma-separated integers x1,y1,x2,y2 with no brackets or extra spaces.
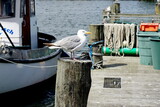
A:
0,47,62,64
0,32,62,63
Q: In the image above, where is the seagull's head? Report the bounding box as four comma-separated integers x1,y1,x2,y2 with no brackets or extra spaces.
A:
77,29,91,37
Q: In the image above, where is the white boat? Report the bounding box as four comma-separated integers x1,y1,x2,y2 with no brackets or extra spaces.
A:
0,0,63,94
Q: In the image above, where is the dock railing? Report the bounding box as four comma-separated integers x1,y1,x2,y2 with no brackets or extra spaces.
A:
102,2,160,23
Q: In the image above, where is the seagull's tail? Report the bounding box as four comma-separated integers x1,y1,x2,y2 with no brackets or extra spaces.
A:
48,46,62,49
43,43,55,46
43,43,62,49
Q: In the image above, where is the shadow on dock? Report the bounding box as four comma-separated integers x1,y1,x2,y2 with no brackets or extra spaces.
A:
103,63,127,68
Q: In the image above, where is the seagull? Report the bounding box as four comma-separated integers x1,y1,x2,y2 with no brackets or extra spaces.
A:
44,30,91,59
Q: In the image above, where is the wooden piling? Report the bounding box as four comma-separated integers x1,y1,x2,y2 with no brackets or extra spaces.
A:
155,3,160,15
110,2,120,23
102,2,120,23
111,2,120,14
89,24,104,69
55,58,92,107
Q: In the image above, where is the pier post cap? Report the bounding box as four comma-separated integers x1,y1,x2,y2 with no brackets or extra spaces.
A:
58,57,92,63
89,24,104,26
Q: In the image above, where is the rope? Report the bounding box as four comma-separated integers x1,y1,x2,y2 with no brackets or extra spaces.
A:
88,40,104,69
113,24,124,49
129,24,136,49
124,24,130,48
104,23,114,48
104,23,136,55
0,56,57,68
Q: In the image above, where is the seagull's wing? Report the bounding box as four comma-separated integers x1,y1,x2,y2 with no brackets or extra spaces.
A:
54,35,81,51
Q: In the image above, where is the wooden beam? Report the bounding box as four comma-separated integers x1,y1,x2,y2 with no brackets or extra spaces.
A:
103,13,160,18
155,3,160,15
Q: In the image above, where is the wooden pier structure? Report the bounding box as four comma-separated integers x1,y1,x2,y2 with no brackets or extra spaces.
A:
87,1,160,107
87,56,160,107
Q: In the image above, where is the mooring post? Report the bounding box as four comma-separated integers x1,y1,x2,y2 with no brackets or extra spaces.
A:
89,24,104,69
111,2,120,14
102,2,120,23
110,2,120,23
55,58,92,107
155,3,160,15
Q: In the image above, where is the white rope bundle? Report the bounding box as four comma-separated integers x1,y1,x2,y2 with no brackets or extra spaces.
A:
104,23,114,48
104,23,136,51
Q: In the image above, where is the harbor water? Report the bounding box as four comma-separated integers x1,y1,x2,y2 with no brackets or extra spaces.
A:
0,0,155,107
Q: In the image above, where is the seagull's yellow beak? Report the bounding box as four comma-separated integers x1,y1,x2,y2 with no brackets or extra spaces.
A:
85,32,92,34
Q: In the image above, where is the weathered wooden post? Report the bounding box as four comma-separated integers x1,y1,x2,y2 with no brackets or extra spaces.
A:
110,2,120,23
102,2,120,23
55,58,92,107
111,2,120,14
155,2,160,23
155,2,160,15
89,24,104,69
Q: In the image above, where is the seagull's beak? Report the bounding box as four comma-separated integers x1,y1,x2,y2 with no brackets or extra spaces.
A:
85,32,92,35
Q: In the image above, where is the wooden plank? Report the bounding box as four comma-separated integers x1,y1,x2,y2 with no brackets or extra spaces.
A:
103,13,160,18
87,56,160,107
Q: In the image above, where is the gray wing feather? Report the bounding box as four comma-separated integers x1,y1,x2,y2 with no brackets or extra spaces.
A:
54,35,81,50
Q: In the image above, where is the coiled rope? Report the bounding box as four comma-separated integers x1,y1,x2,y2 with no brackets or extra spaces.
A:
88,40,104,69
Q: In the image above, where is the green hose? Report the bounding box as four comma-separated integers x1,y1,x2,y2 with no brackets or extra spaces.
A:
102,47,139,56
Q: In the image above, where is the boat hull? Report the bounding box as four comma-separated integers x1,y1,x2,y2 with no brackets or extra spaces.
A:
0,50,61,94
0,32,64,94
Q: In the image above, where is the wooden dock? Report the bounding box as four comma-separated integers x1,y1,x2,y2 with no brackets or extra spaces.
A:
87,56,160,107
